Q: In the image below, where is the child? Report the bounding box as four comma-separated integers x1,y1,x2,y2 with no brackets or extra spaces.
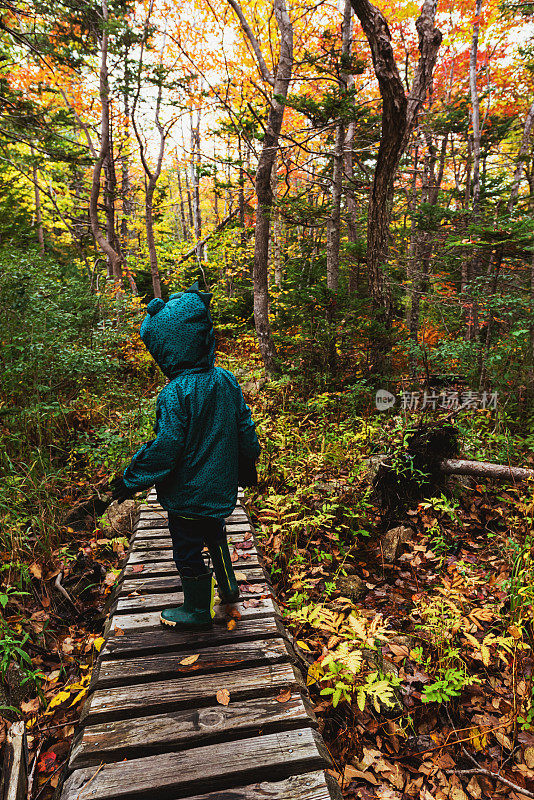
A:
111,282,260,630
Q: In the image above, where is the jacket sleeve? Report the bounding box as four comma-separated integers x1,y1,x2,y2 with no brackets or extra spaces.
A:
123,387,186,490
236,386,261,461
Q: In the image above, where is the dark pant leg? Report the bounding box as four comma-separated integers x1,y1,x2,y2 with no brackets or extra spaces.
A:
167,513,207,577
202,518,226,552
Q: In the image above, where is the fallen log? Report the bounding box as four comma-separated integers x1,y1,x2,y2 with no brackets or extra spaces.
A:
441,458,534,482
0,721,28,800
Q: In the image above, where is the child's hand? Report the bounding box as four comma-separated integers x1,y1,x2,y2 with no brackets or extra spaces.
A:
110,477,136,504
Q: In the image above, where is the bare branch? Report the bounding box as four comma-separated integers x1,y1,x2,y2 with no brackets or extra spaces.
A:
226,0,275,86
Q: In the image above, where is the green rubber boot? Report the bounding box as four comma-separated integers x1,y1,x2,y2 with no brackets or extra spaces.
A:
208,538,240,604
160,571,215,629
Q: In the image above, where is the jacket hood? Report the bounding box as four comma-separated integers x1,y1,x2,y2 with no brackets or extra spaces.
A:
140,282,215,378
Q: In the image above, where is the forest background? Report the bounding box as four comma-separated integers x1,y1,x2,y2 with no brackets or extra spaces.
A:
2,0,534,797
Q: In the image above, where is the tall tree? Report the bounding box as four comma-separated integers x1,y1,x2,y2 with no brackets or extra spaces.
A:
350,0,442,326
226,0,293,375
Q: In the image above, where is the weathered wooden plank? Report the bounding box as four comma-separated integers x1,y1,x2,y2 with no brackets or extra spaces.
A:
93,638,289,689
130,533,257,552
118,566,267,596
125,550,260,568
114,583,270,614
135,511,249,529
101,616,284,659
107,594,277,632
62,728,330,800
224,522,254,533
69,692,313,770
136,517,169,530
169,771,342,800
123,561,180,578
81,662,302,724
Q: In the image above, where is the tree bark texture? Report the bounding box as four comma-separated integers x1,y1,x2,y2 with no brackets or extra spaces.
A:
89,0,125,282
350,0,442,320
31,151,45,252
228,0,293,375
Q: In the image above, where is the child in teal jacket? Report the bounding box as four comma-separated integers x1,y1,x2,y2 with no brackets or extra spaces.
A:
111,283,260,629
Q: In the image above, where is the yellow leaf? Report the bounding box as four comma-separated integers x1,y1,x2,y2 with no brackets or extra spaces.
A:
481,645,491,666
93,637,105,652
296,640,311,651
70,687,88,707
179,654,200,666
48,690,71,709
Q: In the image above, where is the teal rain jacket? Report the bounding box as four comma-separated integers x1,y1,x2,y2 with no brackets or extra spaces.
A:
122,284,260,519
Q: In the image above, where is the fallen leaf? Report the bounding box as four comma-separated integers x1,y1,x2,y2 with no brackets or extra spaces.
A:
114,627,125,636
296,640,311,651
276,689,292,703
132,565,145,573
466,776,481,798
234,571,247,580
344,765,379,785
29,563,42,579
93,637,105,652
230,550,238,563
179,654,200,666
37,751,57,773
216,689,230,706
227,619,237,631
61,638,74,655
20,698,40,715
525,747,534,769
70,687,88,707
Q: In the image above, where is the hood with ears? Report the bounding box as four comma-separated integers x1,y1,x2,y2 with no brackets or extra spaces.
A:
140,282,215,378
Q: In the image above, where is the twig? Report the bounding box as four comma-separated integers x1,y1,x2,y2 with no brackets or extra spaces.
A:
445,764,534,798
27,741,43,800
32,757,69,800
444,707,534,798
54,573,78,611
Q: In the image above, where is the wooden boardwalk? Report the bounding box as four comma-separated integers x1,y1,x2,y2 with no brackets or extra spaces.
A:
60,492,340,800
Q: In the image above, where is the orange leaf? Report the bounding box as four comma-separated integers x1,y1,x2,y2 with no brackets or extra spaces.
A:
114,627,125,636
226,619,237,631
276,689,292,703
216,689,230,706
132,565,144,573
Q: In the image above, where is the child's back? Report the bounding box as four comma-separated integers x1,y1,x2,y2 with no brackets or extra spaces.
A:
112,283,260,629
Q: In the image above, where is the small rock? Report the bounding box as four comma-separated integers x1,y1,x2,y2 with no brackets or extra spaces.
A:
360,456,387,482
101,500,136,537
381,525,412,562
335,575,367,600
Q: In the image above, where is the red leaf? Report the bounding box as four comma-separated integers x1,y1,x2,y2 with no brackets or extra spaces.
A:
37,751,57,773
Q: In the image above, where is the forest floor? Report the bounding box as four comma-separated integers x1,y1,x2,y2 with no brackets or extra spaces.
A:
2,330,534,800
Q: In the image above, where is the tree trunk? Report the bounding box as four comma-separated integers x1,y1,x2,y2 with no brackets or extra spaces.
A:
146,177,162,298
508,99,534,213
190,108,203,260
441,459,534,482
469,0,482,219
350,0,442,368
176,168,190,241
228,0,293,375
326,122,344,292
89,0,125,282
184,167,194,229
120,50,133,256
466,0,483,342
30,148,45,252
